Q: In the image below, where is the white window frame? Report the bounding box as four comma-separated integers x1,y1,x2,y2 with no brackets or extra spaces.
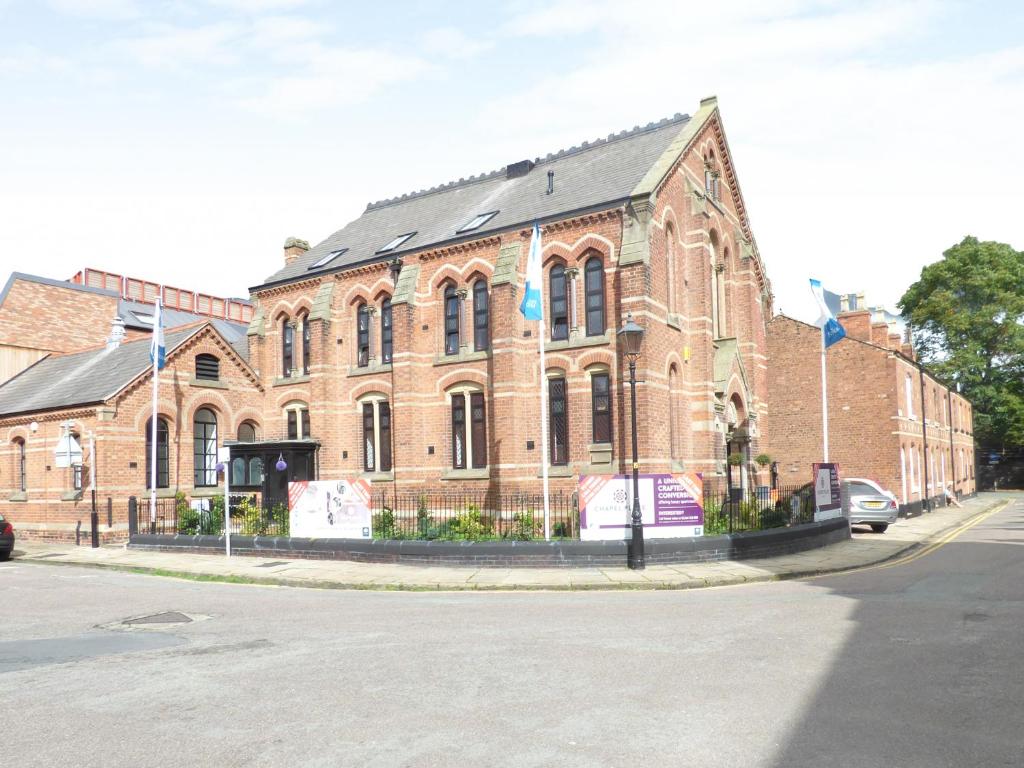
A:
284,401,310,440
904,374,915,419
358,394,390,473
447,384,486,470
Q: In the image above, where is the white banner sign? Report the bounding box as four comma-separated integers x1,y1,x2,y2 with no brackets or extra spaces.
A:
288,479,373,539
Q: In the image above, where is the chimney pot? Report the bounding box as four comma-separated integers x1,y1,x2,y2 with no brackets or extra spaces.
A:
107,315,126,350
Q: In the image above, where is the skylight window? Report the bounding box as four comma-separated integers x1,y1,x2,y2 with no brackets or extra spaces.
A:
376,232,416,254
457,211,498,234
132,313,155,326
308,248,348,270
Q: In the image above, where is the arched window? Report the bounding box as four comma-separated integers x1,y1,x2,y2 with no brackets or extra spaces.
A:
666,225,677,316
584,257,605,336
285,402,310,440
548,375,568,466
450,386,486,469
591,370,612,445
710,235,724,339
231,455,263,488
444,284,460,355
301,313,311,375
146,417,169,489
356,303,370,367
668,365,681,461
381,298,393,364
281,318,294,377
360,395,392,473
193,408,217,487
195,354,220,381
900,446,908,504
237,422,257,442
473,279,489,352
13,437,26,493
549,264,568,341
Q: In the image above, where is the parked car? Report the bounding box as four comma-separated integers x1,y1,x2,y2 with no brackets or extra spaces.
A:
0,512,13,560
842,478,899,533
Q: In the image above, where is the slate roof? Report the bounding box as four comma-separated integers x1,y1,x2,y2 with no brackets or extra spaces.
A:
256,113,691,289
0,327,201,417
118,300,248,361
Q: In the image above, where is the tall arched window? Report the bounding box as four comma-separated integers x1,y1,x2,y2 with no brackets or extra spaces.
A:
584,257,605,336
450,386,486,469
473,279,489,351
549,264,568,341
193,408,217,487
356,303,370,367
360,395,392,473
548,375,568,466
666,225,677,316
444,285,460,355
381,298,393,364
710,235,723,339
281,318,294,377
13,438,26,493
301,313,311,375
900,446,908,504
668,365,681,461
146,417,169,489
591,370,612,445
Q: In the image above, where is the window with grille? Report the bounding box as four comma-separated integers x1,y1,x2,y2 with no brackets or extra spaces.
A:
363,402,376,471
146,417,169,489
360,398,392,473
357,304,370,367
548,378,568,465
550,264,568,340
282,320,294,376
444,285,460,355
470,393,486,469
591,372,612,444
195,354,220,381
381,299,393,364
584,257,605,336
452,395,466,469
473,280,489,351
193,408,217,487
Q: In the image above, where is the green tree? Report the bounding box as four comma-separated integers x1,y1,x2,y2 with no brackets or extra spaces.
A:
898,236,1024,447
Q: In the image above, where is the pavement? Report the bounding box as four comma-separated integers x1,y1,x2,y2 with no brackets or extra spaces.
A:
9,492,1009,591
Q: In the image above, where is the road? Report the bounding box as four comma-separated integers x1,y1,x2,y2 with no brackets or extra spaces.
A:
2,495,1022,767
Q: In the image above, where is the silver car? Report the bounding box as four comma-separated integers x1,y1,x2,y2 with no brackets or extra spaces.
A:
842,478,899,533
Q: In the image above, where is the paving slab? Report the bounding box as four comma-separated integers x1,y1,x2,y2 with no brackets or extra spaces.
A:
7,493,1011,591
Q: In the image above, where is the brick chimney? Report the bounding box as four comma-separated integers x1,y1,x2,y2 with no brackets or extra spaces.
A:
870,321,890,347
837,309,872,342
901,342,916,361
888,332,902,351
283,237,310,265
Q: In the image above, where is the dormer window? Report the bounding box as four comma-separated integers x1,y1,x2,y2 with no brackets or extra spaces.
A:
308,248,348,270
376,232,416,254
457,211,498,234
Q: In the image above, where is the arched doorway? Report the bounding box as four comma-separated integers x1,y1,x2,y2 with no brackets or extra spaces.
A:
725,394,750,499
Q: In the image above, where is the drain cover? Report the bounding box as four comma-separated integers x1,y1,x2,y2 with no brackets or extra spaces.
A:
124,612,194,626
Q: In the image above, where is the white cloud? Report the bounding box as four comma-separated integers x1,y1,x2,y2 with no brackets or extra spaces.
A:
422,26,494,60
206,0,309,11
46,0,140,19
118,21,245,70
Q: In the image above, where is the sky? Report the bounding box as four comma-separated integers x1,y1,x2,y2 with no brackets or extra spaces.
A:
0,0,1021,322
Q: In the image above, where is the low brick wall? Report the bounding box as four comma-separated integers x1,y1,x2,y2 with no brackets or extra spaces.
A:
129,518,851,568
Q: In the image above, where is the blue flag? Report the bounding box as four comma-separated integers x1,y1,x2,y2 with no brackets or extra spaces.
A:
149,298,166,370
519,222,543,320
809,279,846,348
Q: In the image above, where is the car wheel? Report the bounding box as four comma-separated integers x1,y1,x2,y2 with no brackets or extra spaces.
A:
0,551,10,562
870,524,888,534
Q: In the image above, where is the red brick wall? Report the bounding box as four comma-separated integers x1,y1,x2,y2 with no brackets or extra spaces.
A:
0,278,120,354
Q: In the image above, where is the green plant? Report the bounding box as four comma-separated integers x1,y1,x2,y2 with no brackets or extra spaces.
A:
506,509,536,541
448,504,493,540
701,496,729,535
239,496,269,536
373,506,400,540
203,495,224,536
177,506,199,535
270,503,289,537
416,494,430,536
727,452,746,466
755,453,772,467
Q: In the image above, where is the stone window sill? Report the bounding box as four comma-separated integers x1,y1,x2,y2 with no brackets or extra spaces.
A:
139,488,179,499
9,491,27,502
537,465,574,478
273,374,311,387
360,471,395,483
61,491,84,502
190,486,223,498
667,315,683,331
433,349,490,367
190,378,228,390
348,363,393,378
545,331,611,353
441,468,490,481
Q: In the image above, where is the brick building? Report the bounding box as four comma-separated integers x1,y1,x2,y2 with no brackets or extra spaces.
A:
1,96,775,539
245,96,771,499
767,312,976,515
0,274,256,539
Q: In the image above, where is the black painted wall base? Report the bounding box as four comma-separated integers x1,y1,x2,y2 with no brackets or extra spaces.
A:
129,518,851,569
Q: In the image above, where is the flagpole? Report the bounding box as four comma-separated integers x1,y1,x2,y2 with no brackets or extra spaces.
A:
539,315,551,542
820,327,829,462
521,222,551,541
149,299,160,532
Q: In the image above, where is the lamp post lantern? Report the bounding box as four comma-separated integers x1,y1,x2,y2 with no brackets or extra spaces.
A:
617,313,645,570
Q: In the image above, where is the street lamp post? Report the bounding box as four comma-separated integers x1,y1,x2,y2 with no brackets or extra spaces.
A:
618,314,645,570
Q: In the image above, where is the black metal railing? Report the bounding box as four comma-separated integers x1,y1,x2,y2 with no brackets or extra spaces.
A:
370,490,579,541
700,480,812,535
129,494,290,537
